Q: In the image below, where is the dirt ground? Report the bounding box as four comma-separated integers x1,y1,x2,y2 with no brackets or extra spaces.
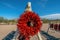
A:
0,23,60,40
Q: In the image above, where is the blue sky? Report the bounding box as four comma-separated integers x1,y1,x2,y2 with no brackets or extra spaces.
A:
0,0,60,19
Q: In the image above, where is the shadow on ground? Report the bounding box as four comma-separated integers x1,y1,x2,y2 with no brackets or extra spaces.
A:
2,31,16,40
2,30,60,40
41,31,60,40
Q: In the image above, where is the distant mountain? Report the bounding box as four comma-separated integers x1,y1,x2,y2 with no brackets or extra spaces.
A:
41,13,60,20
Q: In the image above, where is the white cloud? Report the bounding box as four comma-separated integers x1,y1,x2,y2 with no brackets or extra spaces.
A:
4,3,15,8
39,0,48,8
41,13,60,19
0,2,15,9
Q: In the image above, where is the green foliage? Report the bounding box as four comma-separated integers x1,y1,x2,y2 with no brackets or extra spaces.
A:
42,18,60,23
0,16,60,24
0,17,4,23
42,18,50,23
0,17,17,24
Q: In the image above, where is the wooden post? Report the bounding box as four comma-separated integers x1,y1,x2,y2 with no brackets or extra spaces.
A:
37,32,42,40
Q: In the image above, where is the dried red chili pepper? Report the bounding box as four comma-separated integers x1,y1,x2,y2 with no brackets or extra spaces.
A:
17,11,42,37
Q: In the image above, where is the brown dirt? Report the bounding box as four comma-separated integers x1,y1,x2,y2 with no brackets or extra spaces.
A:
0,23,60,40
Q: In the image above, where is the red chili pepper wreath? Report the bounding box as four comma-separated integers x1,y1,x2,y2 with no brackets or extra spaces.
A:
17,11,42,40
